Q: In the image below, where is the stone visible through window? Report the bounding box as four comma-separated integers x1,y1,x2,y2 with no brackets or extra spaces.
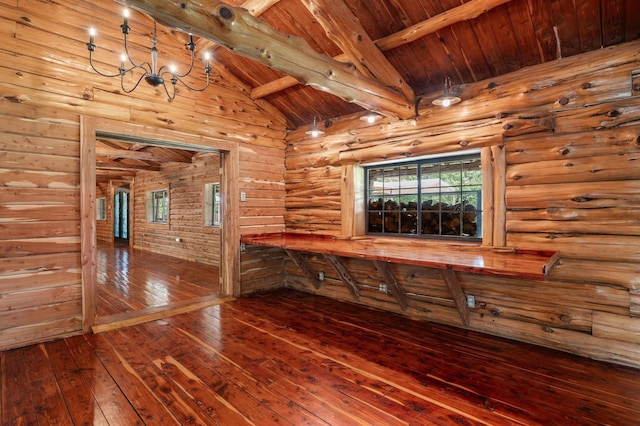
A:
365,154,482,239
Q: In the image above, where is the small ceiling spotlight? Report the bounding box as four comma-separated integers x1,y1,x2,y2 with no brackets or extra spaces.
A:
305,116,325,137
432,77,462,107
360,111,382,124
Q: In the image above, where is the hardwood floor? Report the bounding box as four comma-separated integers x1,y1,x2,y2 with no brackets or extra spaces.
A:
2,289,640,425
97,243,220,318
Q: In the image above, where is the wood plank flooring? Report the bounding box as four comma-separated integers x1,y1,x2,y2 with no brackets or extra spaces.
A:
97,244,220,318
2,289,640,425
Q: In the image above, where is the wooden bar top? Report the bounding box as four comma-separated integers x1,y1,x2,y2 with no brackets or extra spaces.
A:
241,232,559,281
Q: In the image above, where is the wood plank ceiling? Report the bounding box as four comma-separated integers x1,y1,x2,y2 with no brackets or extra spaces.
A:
97,0,640,180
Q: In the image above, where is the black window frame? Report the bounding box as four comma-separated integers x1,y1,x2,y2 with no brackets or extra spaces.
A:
364,153,482,241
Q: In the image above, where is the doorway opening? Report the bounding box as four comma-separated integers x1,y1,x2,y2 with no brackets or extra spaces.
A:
81,117,240,332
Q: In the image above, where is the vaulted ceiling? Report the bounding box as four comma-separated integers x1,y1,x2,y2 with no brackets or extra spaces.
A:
141,0,638,129
95,0,640,180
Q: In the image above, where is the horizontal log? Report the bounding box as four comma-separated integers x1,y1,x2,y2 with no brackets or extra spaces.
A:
505,126,640,165
462,273,630,315
474,296,592,333
550,258,640,291
553,97,640,134
506,180,640,209
506,218,640,237
592,312,640,345
0,316,82,352
507,207,640,222
0,300,82,330
507,232,640,263
0,283,81,311
506,152,640,185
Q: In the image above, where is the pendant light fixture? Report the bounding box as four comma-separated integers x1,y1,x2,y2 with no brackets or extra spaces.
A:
432,77,462,107
87,8,211,101
305,116,325,137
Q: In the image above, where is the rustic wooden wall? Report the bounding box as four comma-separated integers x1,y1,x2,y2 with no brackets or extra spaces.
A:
132,154,221,266
95,182,111,243
0,0,286,350
283,41,640,367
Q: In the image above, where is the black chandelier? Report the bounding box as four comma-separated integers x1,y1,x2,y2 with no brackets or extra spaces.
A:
87,9,211,100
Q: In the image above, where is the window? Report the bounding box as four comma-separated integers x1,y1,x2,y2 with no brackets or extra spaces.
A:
146,189,168,223
365,153,482,239
96,197,106,220
204,182,221,226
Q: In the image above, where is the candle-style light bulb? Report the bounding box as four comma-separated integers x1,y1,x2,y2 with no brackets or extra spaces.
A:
89,27,95,45
120,54,126,71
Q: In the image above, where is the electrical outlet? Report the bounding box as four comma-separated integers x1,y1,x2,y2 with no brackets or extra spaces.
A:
466,294,476,308
240,191,246,202
318,271,325,281
379,283,388,293
240,243,246,252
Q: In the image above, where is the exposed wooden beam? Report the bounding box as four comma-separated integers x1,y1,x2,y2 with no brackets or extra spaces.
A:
376,0,513,51
96,145,193,163
251,0,513,100
300,0,414,103
96,159,161,172
118,0,415,119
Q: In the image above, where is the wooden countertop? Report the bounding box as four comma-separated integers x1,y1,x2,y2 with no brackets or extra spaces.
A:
241,232,559,281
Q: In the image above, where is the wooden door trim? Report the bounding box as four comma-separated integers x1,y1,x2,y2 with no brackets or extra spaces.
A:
80,116,240,332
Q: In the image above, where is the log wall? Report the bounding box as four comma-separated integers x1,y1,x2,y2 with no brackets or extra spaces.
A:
132,154,221,266
95,182,111,243
0,0,286,350
282,40,640,367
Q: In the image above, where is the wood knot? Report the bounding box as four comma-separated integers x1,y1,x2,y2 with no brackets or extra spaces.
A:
21,16,31,23
490,308,501,317
557,147,570,155
559,314,572,323
571,196,593,203
542,326,555,333
4,96,23,103
581,82,592,90
636,135,640,146
558,97,569,105
218,5,234,20
502,123,513,131
606,110,620,118
458,140,468,147
495,112,508,119
487,82,498,89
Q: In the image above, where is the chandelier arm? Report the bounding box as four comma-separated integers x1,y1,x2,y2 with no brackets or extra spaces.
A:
163,80,177,101
172,49,197,79
120,72,148,94
122,32,143,69
165,72,211,92
88,51,126,78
